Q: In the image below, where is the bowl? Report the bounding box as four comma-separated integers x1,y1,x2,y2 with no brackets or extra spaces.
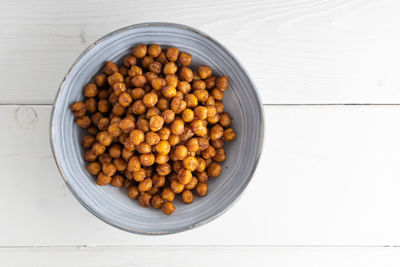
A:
50,22,264,235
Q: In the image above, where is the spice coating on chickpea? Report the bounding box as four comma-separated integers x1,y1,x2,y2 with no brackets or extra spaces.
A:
182,190,194,204
196,183,208,197
161,202,176,215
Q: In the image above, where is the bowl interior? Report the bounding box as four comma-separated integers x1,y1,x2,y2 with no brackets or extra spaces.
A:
51,23,263,234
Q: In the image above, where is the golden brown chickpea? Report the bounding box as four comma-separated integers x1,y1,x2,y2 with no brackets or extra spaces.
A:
195,158,206,172
207,162,222,177
103,61,118,75
108,73,124,86
75,116,90,128
152,174,166,188
119,66,128,76
155,153,169,165
110,116,122,124
124,179,131,189
205,76,216,89
178,52,192,67
182,156,198,172
109,92,118,105
118,118,134,133
202,145,216,159
95,74,107,87
102,162,116,177
210,124,224,141
117,92,132,107
193,89,209,102
172,161,183,173
95,99,108,114
205,96,215,107
196,182,208,196
131,100,146,115
169,97,186,114
141,55,154,68
157,163,172,176
87,127,99,136
142,92,158,108
99,153,112,165
212,88,224,100
136,117,149,132
185,137,199,152
170,179,185,194
121,147,133,162
147,44,162,58
161,187,175,202
170,118,184,135
132,44,147,58
175,91,184,100
148,186,160,196
82,135,96,149
206,105,217,118
113,82,126,96
145,72,158,84
165,74,178,87
155,140,171,155
216,75,229,91
157,127,171,141
173,145,188,161
168,172,178,183
197,65,212,79
133,168,146,182
193,106,207,120
70,101,86,117
193,71,201,81
161,86,177,99
128,185,139,199
149,115,164,131
185,176,198,189
156,51,168,64
150,77,165,91
151,194,164,209
163,62,178,75
178,168,192,184
191,119,207,137
123,137,136,151
181,108,194,122
166,47,179,61
224,128,237,141
213,148,226,162
109,144,121,158
185,94,198,108
85,98,97,114
161,109,175,124
84,83,98,98
146,61,161,74
91,142,106,157
145,131,160,146
140,153,155,166
131,88,145,100
97,131,113,146
138,192,151,207
113,158,127,172
138,178,152,192
127,156,141,172
144,166,154,177
218,112,231,127
212,138,224,148
176,81,190,95
127,130,143,146
168,134,180,146
181,190,194,204
86,162,101,175
111,175,124,187
192,80,206,91
132,75,147,88
157,97,169,111
207,114,220,125
179,126,194,143
123,55,137,67
108,122,122,137
161,201,175,215
136,142,151,154
197,137,209,151
179,67,193,82
97,172,112,186
112,103,125,116
197,171,208,183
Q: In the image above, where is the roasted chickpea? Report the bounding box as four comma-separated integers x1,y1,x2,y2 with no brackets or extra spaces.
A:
75,116,90,128
84,83,98,98
151,194,164,209
138,192,151,207
113,158,127,172
111,175,124,187
172,161,183,173
144,131,159,146
95,101,108,115
212,139,224,149
149,115,164,131
152,174,166,188
184,137,198,152
179,127,194,143
123,137,136,151
177,168,192,185
143,166,154,177
132,44,147,58
163,62,178,75
133,168,146,182
196,158,206,172
216,75,229,91
205,96,215,107
108,93,118,105
154,99,167,112
128,185,140,199
197,65,212,79
146,61,161,74
162,86,177,99
196,182,208,196
170,179,185,194
224,128,237,141
98,153,112,165
202,145,216,159
217,111,231,126
193,89,209,102
150,77,166,91
154,153,168,165
179,67,193,82
169,97,186,114
91,142,106,157
160,109,174,124
141,56,154,68
128,129,143,146
182,95,197,109
113,82,126,96
207,113,220,124
124,179,131,188
148,186,160,196
210,124,224,140
177,81,191,95
156,51,168,64
108,122,122,137
178,52,192,67
193,106,207,120
87,127,99,136
97,172,112,186
165,74,178,88
168,134,180,146
103,61,118,75
147,44,162,58
170,118,184,135
123,55,137,67
155,140,171,155
109,144,121,158
164,47,179,61
121,147,133,162
138,178,152,192
192,80,206,91
117,118,134,133
117,92,132,107
131,100,146,115
128,156,141,172
131,88,145,100
140,153,155,166
198,137,210,151
95,74,107,87
142,92,158,108
85,98,97,114
98,90,109,101
191,119,207,137
182,156,198,172
204,76,215,89
182,108,194,122
161,201,175,215
86,162,101,175
157,163,172,176
207,162,222,177
171,145,187,161
112,103,125,116
102,162,116,177
185,176,198,190
213,148,226,162
145,72,158,84
212,88,224,100
136,118,150,132
108,73,124,87
82,135,96,149
197,171,208,183
96,131,113,146
70,101,86,117
181,190,194,204
161,187,175,202
132,75,147,88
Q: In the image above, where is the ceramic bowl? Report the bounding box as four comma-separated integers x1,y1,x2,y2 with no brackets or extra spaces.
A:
50,23,263,235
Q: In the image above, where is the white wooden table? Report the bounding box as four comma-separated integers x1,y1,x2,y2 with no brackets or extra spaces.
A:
2,0,400,265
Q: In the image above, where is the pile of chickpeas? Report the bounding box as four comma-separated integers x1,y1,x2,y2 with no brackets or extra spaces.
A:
70,44,236,215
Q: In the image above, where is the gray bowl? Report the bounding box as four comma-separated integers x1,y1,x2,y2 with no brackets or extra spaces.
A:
50,23,264,235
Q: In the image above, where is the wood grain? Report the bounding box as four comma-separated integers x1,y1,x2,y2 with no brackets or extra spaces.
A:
2,0,400,104
2,105,400,246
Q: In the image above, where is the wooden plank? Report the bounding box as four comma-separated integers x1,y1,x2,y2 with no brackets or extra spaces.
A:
2,105,400,246
1,246,400,267
2,0,400,104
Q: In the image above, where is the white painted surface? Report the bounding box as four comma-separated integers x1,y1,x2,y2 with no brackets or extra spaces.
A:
3,0,400,265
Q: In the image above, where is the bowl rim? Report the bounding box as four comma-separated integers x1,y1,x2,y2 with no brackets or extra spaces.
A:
50,22,264,235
